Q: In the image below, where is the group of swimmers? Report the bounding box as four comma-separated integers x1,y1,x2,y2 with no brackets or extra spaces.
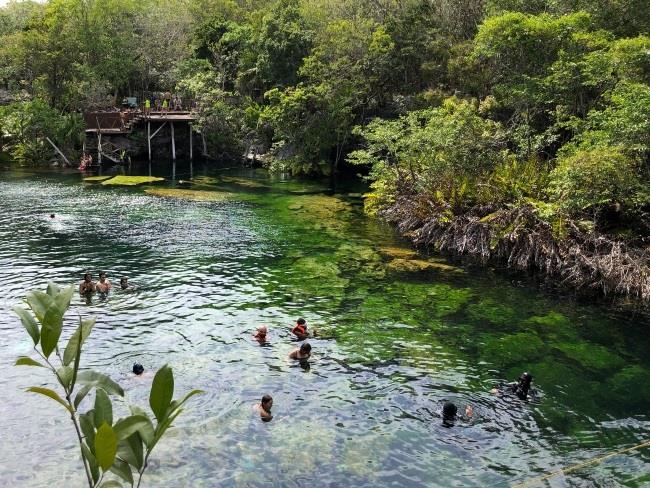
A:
78,270,535,425
79,271,133,295
252,318,315,421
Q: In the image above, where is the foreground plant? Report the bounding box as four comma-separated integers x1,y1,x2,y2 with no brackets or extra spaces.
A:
13,284,202,488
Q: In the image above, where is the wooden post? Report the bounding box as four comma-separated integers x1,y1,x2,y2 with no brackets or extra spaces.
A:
147,121,151,162
98,131,102,165
202,133,207,156
171,121,176,160
189,124,193,161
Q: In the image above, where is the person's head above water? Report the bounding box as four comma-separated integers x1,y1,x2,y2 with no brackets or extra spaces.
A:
256,325,268,337
49,214,55,219
261,394,273,410
133,363,144,376
98,271,107,281
120,277,128,289
442,401,458,422
515,372,533,398
83,272,92,282
300,342,312,355
296,318,306,326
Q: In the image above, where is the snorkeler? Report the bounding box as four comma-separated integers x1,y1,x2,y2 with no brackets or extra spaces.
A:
133,363,145,376
441,401,473,427
79,272,96,295
491,372,535,400
291,318,309,340
254,394,273,421
253,325,268,343
96,271,112,293
288,342,311,360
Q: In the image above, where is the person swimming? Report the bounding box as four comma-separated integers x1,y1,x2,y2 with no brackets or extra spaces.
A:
120,277,135,290
511,372,533,400
133,363,145,376
291,318,309,340
288,342,311,360
253,325,268,343
254,394,273,421
441,401,473,427
79,272,96,295
96,271,112,293
490,371,535,400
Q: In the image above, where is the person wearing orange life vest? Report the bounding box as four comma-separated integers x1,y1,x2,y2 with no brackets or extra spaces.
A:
291,318,308,340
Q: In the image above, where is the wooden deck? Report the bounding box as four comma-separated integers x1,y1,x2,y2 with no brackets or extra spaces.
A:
84,111,197,134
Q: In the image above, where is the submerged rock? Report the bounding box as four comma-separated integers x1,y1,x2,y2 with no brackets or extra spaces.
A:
144,188,233,202
378,246,419,260
386,258,461,274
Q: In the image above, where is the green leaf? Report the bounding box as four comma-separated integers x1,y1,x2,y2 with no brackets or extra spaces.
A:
56,366,74,389
149,364,174,422
15,356,45,368
95,422,118,471
113,415,152,441
53,285,74,312
94,389,113,427
80,412,96,452
46,282,60,297
99,481,122,488
81,442,100,483
77,371,124,397
63,317,96,366
27,291,63,358
128,406,154,447
74,383,93,409
109,458,133,485
12,306,40,345
117,433,143,470
26,387,72,413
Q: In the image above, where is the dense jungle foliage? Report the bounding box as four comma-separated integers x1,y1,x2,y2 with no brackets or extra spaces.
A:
0,0,649,259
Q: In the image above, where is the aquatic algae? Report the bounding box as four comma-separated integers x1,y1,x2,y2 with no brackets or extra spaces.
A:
426,284,474,318
270,420,337,475
386,258,462,274
605,365,650,406
378,246,419,260
83,175,112,182
523,311,578,341
101,175,165,186
189,176,220,186
553,342,626,373
144,188,233,202
335,243,385,280
467,298,519,327
479,332,547,368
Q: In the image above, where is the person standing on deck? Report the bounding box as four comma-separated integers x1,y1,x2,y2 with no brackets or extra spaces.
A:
144,98,151,117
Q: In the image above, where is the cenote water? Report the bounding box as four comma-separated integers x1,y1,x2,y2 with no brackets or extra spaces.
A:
1,161,649,487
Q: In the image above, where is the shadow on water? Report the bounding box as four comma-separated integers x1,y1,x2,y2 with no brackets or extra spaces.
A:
0,161,649,487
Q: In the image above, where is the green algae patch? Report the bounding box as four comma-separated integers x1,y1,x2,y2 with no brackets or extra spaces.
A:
479,332,547,368
426,284,473,317
83,175,112,182
553,342,626,373
386,257,463,274
606,365,650,406
467,298,519,327
335,243,385,280
101,175,164,186
220,176,267,188
144,188,233,202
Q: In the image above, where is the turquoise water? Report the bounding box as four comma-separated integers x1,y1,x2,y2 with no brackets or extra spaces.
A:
0,162,649,487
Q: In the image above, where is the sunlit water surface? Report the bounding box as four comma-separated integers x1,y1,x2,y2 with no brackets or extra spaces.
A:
0,162,649,487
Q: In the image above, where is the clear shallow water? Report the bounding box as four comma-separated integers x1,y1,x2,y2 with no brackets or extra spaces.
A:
0,162,649,487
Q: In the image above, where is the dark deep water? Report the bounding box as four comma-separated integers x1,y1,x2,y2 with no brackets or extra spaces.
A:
0,161,649,487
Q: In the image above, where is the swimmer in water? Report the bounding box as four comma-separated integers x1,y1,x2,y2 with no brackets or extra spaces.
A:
291,318,309,340
288,342,311,360
253,325,268,343
491,372,535,400
133,363,144,376
254,394,273,421
79,272,96,295
96,271,112,293
441,401,473,427
120,277,134,290
50,214,55,219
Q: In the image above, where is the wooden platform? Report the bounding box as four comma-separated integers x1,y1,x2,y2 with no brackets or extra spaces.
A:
84,110,197,134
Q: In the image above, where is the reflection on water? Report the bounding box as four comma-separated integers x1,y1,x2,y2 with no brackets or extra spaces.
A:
0,162,649,487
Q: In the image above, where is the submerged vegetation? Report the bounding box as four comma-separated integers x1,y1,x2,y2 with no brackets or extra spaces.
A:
0,0,649,301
